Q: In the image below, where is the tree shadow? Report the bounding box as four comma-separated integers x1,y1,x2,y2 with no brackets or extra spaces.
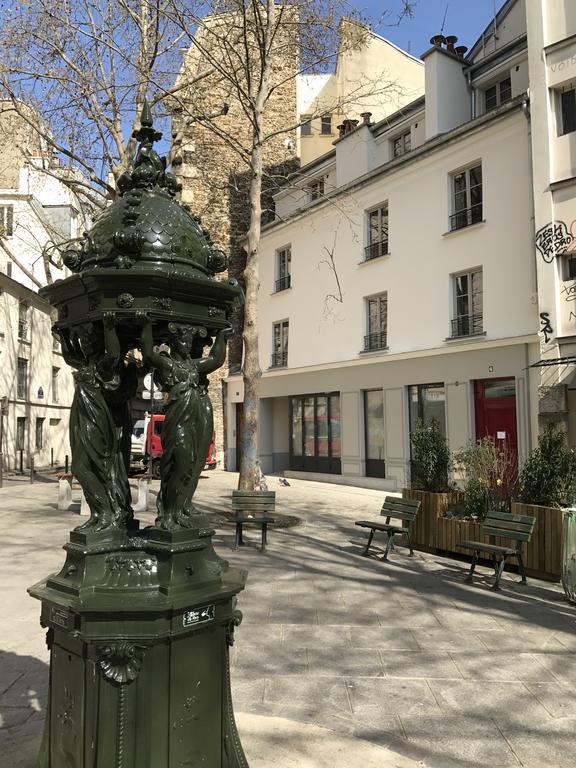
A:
0,650,47,766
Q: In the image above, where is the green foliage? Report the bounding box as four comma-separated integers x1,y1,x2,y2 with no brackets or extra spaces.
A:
453,437,518,520
518,424,576,508
410,418,451,492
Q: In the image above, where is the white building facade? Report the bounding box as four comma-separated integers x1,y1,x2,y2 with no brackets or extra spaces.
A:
225,0,549,489
0,273,74,470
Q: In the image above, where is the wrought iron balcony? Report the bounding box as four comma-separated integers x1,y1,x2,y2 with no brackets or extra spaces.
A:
270,351,288,368
449,203,482,232
363,331,387,352
451,313,483,338
274,275,291,292
364,239,388,261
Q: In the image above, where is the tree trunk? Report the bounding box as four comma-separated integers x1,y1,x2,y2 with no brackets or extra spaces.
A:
237,1,275,491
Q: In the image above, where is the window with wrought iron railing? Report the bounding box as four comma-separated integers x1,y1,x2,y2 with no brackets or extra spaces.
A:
451,269,483,338
364,294,387,351
365,203,388,261
450,164,482,232
275,246,291,292
271,320,289,368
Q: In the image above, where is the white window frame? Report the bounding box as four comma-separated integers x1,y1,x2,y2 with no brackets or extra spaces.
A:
275,246,292,292
392,130,411,158
365,203,389,260
483,75,512,112
272,319,289,368
321,114,332,135
300,114,312,136
0,205,14,237
364,292,388,351
451,268,483,338
308,178,324,202
449,162,483,231
557,85,576,136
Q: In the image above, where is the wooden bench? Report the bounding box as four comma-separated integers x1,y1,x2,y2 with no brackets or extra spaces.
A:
460,509,536,590
355,496,421,561
231,490,276,552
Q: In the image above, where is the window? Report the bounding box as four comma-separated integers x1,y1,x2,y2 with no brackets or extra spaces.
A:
452,269,483,337
392,130,411,157
365,203,389,260
364,389,385,478
36,418,44,450
559,87,576,136
271,320,289,367
18,302,29,341
409,383,446,438
308,178,324,202
275,246,291,292
17,357,28,399
0,205,14,237
450,164,482,231
364,293,387,351
16,417,26,452
300,114,312,136
321,114,332,135
290,392,341,474
484,76,512,112
52,367,60,404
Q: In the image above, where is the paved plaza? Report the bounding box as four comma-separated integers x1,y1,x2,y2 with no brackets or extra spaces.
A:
1,470,576,767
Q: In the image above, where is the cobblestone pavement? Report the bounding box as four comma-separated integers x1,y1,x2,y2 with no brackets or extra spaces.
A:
1,470,575,767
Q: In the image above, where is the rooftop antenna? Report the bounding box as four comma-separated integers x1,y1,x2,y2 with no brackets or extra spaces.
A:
440,2,449,35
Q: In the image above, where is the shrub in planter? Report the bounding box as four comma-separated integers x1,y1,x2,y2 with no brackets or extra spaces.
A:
518,424,576,508
410,418,451,492
453,437,518,520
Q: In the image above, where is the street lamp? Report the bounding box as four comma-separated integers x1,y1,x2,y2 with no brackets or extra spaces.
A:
29,101,248,767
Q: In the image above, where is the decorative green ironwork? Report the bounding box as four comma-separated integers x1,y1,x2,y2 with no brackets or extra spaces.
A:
30,101,248,767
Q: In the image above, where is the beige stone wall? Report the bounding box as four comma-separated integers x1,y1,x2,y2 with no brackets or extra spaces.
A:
0,101,45,189
171,13,299,465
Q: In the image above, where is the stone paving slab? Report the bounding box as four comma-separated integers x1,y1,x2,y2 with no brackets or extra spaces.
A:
1,471,576,766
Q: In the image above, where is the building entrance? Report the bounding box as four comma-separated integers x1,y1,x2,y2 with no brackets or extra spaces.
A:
474,378,518,457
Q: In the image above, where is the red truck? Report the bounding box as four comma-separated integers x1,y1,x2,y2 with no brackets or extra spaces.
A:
130,413,217,477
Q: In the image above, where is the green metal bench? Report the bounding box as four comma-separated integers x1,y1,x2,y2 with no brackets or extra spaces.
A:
355,496,421,561
460,509,536,590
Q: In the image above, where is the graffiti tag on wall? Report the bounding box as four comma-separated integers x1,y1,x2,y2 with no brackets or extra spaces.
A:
539,312,554,343
561,283,576,302
535,220,576,263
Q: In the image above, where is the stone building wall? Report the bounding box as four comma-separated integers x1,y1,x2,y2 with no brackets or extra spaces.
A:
171,14,299,466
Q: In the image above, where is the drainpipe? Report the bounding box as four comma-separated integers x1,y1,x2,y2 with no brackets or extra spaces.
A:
522,92,536,454
466,71,475,119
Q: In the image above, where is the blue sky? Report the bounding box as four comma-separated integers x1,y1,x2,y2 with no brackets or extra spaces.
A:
364,0,507,58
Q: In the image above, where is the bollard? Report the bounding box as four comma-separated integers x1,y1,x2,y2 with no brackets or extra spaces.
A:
79,491,90,517
51,448,54,467
133,475,150,513
19,450,23,475
65,454,69,474
30,456,34,483
57,477,73,511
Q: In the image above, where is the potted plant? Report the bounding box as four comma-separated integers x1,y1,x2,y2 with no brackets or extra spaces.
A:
402,418,459,552
514,424,576,582
438,437,518,556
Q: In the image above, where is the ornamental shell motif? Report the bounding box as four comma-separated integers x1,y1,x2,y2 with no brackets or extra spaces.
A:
97,642,144,684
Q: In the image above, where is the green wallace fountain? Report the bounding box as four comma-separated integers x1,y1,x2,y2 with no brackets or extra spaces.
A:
29,102,249,768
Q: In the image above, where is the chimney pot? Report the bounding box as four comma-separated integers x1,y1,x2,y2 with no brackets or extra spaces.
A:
430,34,446,47
445,35,458,52
455,45,468,58
360,112,372,126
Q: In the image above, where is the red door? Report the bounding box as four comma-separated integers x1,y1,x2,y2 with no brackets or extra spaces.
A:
474,378,518,456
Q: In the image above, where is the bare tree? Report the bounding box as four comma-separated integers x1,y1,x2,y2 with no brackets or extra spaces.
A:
169,1,414,490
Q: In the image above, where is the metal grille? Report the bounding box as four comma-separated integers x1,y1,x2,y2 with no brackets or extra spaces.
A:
270,351,288,368
451,313,483,338
449,203,483,232
363,331,387,351
364,240,388,261
275,275,291,292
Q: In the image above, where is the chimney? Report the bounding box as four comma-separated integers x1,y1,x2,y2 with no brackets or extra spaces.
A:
360,112,372,126
337,118,359,138
422,33,470,140
455,45,468,59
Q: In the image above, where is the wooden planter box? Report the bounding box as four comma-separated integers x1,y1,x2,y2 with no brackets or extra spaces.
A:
511,501,562,582
402,492,562,582
401,489,463,553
